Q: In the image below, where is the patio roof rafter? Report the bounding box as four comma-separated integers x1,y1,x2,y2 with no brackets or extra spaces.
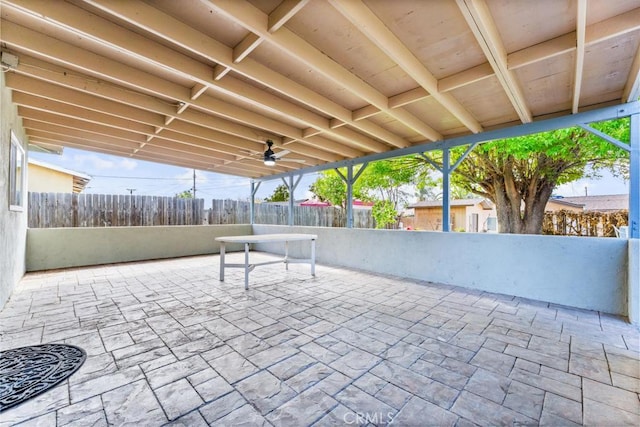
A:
81,0,409,151
456,0,532,123
205,0,443,142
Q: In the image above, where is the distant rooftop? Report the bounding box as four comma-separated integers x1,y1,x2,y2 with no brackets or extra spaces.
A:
556,194,629,212
409,198,494,209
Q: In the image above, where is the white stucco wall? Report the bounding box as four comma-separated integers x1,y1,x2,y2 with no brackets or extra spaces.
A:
26,224,251,271
0,71,28,310
252,225,630,317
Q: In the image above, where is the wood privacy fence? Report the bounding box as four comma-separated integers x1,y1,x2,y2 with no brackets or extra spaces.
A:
542,210,628,237
208,199,375,228
28,194,375,228
28,193,204,227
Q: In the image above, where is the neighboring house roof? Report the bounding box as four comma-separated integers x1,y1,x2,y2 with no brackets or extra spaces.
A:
546,198,585,209
28,159,92,193
409,198,494,210
554,194,628,212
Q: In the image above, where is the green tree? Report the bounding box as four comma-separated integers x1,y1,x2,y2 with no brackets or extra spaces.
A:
404,119,630,234
265,184,289,202
309,160,416,228
175,189,193,198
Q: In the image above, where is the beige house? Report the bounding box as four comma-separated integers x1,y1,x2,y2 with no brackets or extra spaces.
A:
545,198,584,212
28,159,91,194
409,198,497,232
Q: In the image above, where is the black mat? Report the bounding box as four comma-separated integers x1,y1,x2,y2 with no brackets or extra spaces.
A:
0,344,86,412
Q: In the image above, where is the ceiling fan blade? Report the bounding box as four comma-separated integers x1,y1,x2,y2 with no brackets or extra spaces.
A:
273,149,291,159
278,158,306,163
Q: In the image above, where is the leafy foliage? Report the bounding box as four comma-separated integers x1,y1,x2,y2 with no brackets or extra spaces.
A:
404,119,630,234
175,190,193,199
371,200,398,229
309,161,415,227
265,184,289,202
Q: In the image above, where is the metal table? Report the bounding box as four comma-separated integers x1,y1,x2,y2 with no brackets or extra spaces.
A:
215,234,317,289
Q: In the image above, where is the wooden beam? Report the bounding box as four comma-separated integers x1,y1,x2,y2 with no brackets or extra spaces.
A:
268,0,309,33
573,0,587,114
330,0,481,134
208,0,440,142
84,0,407,149
623,45,640,102
508,33,576,70
456,0,532,123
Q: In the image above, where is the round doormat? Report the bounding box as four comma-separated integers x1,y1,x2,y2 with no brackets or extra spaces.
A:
0,344,86,412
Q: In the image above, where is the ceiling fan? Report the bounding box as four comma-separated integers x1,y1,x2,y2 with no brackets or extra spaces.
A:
261,140,306,166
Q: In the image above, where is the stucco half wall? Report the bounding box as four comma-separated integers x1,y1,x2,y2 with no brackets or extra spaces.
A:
252,225,630,318
26,224,251,271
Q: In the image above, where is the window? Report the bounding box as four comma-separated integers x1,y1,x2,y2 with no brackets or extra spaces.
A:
9,130,26,211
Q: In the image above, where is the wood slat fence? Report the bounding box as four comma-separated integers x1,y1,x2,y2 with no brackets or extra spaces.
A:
28,194,375,228
208,199,375,228
28,193,204,227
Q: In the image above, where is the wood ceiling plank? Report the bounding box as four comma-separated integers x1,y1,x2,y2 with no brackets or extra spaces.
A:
11,58,346,160
14,96,154,135
84,0,406,149
6,0,390,158
329,0,482,134
207,0,440,142
456,0,532,123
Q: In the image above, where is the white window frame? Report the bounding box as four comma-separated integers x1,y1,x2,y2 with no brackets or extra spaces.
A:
9,130,26,211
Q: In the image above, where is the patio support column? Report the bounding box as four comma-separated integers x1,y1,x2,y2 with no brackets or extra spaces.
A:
249,180,260,225
421,143,476,232
630,113,639,239
283,174,301,226
336,163,368,228
442,148,451,232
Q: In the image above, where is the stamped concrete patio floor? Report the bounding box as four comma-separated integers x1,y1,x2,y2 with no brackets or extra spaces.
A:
1,253,638,426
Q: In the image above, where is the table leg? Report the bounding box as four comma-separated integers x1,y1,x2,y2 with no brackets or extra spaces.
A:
311,239,316,276
285,240,289,271
219,242,226,281
244,242,250,290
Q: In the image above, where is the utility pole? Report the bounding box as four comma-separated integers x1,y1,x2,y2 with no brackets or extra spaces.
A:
126,188,136,195
192,169,196,198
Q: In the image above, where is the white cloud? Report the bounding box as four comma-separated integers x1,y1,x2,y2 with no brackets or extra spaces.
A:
69,153,138,172
118,158,138,171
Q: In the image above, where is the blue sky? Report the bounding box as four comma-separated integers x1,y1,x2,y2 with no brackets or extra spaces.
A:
29,148,320,201
29,147,629,201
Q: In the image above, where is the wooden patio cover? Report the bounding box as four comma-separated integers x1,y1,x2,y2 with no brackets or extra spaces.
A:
1,0,639,178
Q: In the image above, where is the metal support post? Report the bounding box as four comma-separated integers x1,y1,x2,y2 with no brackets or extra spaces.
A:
284,174,301,226
442,148,451,232
630,113,639,238
335,163,368,228
346,165,354,228
249,180,261,225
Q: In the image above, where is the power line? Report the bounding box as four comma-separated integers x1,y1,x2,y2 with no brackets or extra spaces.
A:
91,174,193,180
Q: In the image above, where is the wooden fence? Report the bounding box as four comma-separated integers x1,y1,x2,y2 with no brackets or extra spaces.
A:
28,193,204,227
28,194,375,229
542,209,628,237
208,199,375,228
